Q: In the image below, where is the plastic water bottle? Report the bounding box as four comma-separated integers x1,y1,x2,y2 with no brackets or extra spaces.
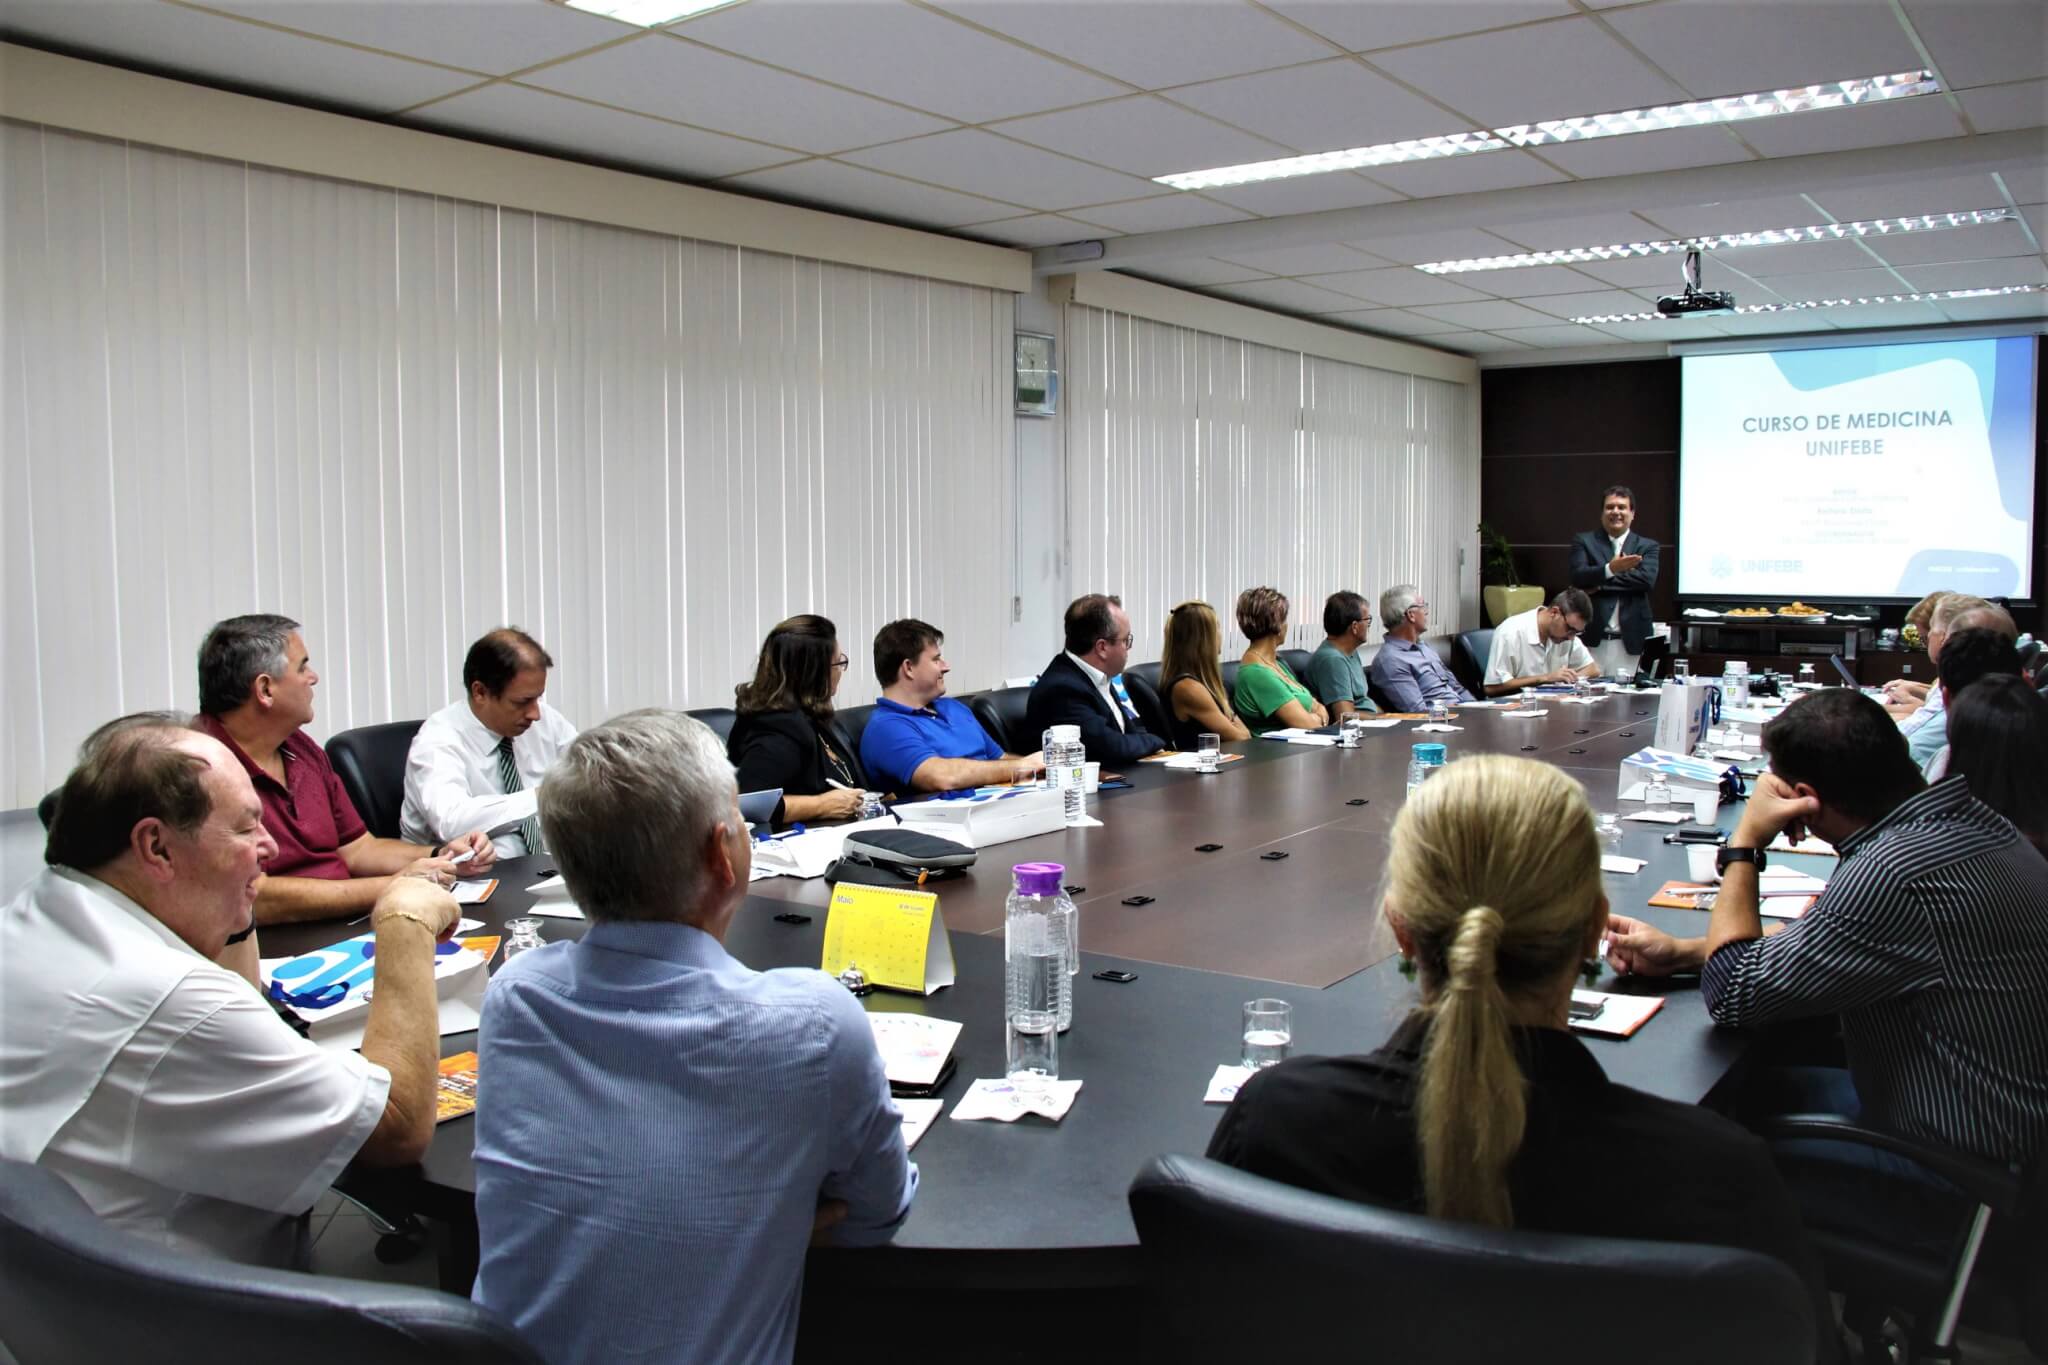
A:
1405,742,1447,794
1646,772,1673,813
1042,723,1085,826
1006,862,1073,1085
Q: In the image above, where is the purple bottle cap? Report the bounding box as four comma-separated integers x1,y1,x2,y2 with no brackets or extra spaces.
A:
1012,861,1066,896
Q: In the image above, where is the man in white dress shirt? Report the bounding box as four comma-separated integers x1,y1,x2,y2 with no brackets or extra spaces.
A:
1484,588,1601,697
0,713,459,1266
402,628,578,859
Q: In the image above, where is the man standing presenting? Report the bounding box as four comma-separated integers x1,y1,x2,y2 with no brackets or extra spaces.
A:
1305,591,1380,723
1569,485,1661,679
1025,594,1165,764
196,613,494,923
860,619,1041,794
402,627,578,858
1366,586,1474,713
0,714,460,1266
473,710,916,1365
1484,588,1600,697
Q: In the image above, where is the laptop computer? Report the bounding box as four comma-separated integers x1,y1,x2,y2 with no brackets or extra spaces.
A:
1630,634,1671,685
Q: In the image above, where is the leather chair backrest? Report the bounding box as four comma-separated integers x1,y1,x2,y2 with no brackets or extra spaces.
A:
1123,670,1172,746
969,686,1034,754
835,702,876,755
1125,660,1162,693
1219,660,1240,698
1128,1154,1813,1365
37,788,61,830
1279,648,1314,683
1452,629,1495,695
686,707,738,745
0,1158,544,1365
1427,634,1458,668
325,720,426,841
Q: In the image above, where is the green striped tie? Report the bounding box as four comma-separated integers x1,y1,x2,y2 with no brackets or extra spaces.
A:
495,736,544,856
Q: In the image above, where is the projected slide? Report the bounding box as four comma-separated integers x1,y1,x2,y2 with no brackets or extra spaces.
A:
1680,336,2037,599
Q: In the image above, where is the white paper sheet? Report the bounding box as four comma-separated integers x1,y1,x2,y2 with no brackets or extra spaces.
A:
1204,1064,1255,1104
1568,988,1664,1039
1351,718,1404,729
1600,854,1647,874
1623,810,1690,824
1769,832,1838,857
949,1078,1082,1122
867,1013,962,1088
1412,723,1464,733
897,1098,944,1150
1503,708,1550,718
1286,735,1338,746
525,902,585,919
450,880,496,904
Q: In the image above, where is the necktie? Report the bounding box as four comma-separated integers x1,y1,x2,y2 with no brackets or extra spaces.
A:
1109,673,1140,721
496,737,545,856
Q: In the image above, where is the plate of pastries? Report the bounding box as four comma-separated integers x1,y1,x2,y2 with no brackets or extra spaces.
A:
1775,601,1829,619
1724,606,1775,617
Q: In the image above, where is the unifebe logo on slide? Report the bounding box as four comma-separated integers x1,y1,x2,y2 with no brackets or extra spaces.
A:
1679,336,2037,599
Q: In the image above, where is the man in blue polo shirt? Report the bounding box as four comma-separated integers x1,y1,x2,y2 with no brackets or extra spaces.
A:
1366,584,1474,712
860,619,1042,794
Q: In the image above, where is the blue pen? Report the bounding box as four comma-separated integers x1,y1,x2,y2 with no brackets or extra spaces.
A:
753,823,808,841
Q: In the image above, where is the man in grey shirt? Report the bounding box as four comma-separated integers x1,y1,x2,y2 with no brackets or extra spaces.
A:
1366,584,1474,713
1305,590,1380,722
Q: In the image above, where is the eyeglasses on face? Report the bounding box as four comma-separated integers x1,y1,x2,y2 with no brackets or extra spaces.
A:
831,655,850,670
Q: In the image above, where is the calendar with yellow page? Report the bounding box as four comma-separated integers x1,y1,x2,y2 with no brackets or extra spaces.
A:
820,882,956,995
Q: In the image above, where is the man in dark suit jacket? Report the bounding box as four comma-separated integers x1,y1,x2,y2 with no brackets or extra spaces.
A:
1025,594,1166,765
1569,484,1661,673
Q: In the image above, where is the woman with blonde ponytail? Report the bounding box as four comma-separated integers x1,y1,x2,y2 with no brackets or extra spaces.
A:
1208,755,1838,1360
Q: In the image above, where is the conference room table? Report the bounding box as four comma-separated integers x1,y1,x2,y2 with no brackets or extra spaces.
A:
263,685,1785,1297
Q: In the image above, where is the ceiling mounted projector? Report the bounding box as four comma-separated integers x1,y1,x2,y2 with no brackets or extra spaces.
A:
1657,247,1736,318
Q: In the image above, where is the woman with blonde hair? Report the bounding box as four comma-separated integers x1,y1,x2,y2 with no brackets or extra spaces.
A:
1231,586,1327,733
1160,601,1250,750
1207,755,1835,1359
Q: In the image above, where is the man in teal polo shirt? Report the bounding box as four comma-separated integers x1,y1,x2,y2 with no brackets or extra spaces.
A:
858,619,1043,795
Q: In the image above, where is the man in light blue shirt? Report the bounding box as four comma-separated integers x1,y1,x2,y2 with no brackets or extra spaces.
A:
473,709,915,1365
1903,601,2015,769
1366,584,1474,713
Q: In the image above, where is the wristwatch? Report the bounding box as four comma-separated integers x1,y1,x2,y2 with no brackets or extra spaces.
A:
1715,845,1767,876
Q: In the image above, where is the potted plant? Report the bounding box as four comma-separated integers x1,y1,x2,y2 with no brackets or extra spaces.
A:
1479,522,1544,626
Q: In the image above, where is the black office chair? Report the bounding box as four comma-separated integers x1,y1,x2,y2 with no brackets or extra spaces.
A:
1453,628,1495,695
1128,1154,1814,1365
835,702,876,756
1125,660,1162,694
1279,647,1314,682
1756,1115,2048,1362
1123,670,1172,747
37,787,61,830
0,1158,543,1365
968,686,1035,754
686,707,737,745
326,720,425,840
1218,660,1240,697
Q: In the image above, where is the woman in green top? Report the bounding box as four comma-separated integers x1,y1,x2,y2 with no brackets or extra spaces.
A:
1232,586,1330,733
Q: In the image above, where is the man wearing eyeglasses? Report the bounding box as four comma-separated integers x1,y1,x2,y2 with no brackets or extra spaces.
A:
1483,588,1601,697
1366,585,1475,713
1025,593,1166,764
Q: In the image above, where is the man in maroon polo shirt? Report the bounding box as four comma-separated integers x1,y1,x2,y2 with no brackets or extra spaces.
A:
195,614,495,925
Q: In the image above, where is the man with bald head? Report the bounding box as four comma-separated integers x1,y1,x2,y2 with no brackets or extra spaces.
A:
403,627,579,858
0,713,460,1266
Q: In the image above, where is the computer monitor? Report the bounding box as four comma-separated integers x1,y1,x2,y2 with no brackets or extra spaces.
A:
1631,635,1671,685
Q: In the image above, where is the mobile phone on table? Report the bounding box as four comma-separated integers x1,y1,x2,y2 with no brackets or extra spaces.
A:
1568,998,1606,1022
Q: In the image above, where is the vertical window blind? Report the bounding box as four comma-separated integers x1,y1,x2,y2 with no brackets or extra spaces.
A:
1064,304,1477,665
0,123,1010,806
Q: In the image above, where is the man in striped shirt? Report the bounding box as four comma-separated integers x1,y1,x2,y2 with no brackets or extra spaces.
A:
1607,689,2048,1242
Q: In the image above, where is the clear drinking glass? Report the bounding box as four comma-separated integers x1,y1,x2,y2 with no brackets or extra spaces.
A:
501,918,544,965
1428,699,1449,725
1241,998,1292,1069
1673,658,1691,683
1594,812,1623,848
1197,732,1221,773
1337,715,1361,747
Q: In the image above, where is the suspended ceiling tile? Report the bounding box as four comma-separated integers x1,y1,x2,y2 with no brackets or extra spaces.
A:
1455,264,1619,298
1860,218,2039,266
203,0,631,77
1122,258,1274,287
405,83,793,180
1933,291,2048,322
1637,194,1828,236
1737,95,1965,157
1705,238,1883,276
1825,301,1956,329
1428,331,1536,353
1317,307,1473,336
1166,57,1464,152
721,157,1026,226
1067,195,1256,234
1210,277,1375,312
1807,172,2013,222
993,96,1291,179
1344,227,1526,264
670,0,1126,122
1999,164,2048,204
1302,266,1494,307
1491,212,1673,251
1749,267,1915,301
1901,257,2048,289
0,1,479,114
1367,17,1689,130
960,214,1105,246
1212,242,1390,277
925,0,1336,90
1601,0,1922,100
843,129,1163,209
1203,172,1408,217
1491,323,1632,348
1261,1,1575,55
523,34,951,153
1407,298,1566,329
1955,79,2048,133
1523,288,1670,320
1899,0,2048,90
1571,253,1735,288
1535,125,1755,179
1365,148,1569,197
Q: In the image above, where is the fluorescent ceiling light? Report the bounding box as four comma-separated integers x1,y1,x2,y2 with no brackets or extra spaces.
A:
1154,70,1940,191
560,0,744,26
1417,210,2017,274
1569,283,2047,325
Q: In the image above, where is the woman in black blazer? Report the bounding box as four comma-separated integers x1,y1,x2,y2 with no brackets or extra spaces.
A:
728,615,869,825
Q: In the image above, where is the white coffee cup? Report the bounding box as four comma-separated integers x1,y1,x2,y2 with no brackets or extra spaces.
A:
1687,844,1720,883
1692,792,1719,825
1082,761,1101,793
